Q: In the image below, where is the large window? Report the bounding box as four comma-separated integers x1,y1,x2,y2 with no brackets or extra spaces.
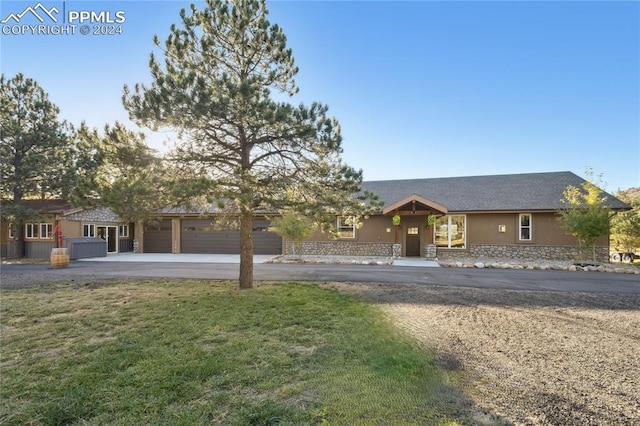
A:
434,215,466,248
519,214,532,241
337,216,355,239
25,223,53,239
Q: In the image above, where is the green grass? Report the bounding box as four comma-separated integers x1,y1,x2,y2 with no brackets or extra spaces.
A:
1,280,463,425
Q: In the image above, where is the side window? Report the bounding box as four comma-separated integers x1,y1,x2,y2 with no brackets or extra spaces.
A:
337,216,356,239
25,223,39,239
40,223,53,239
83,224,96,237
519,214,532,241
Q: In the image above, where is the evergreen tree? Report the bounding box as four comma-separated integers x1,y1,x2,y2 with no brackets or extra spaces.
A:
123,0,380,288
71,122,170,224
0,73,84,257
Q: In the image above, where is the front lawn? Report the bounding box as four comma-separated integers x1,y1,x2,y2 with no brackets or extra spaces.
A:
1,280,463,425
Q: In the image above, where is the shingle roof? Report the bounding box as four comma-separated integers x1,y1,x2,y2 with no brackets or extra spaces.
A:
1,199,73,213
362,171,629,212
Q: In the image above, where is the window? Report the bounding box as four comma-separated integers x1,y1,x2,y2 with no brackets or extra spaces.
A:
119,225,129,238
83,224,96,237
25,223,39,239
434,215,466,248
407,227,419,235
519,214,532,241
24,223,53,239
8,223,14,239
337,216,355,239
40,223,53,239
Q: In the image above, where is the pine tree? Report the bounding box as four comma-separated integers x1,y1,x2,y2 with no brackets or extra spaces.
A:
0,73,81,257
123,0,379,288
71,122,170,224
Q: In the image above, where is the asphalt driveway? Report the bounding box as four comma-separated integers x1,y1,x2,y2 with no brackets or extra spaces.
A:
2,257,639,294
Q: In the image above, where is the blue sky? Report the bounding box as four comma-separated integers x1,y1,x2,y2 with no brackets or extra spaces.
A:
1,0,638,192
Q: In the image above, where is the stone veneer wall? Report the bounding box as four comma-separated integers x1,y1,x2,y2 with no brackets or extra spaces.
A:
64,207,122,222
286,241,393,257
437,244,610,263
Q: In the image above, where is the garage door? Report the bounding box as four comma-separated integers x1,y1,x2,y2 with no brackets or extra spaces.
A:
143,220,172,253
181,218,281,255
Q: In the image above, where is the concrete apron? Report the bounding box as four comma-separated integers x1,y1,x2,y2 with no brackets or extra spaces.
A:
393,258,441,267
78,253,275,264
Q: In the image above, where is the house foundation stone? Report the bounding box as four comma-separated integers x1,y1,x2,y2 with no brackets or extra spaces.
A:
285,241,393,257
438,244,609,263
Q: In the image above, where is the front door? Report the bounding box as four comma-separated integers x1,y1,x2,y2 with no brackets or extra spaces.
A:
406,226,420,256
97,226,118,253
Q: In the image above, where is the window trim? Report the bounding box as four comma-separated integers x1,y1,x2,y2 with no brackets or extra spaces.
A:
119,225,129,238
40,223,53,239
434,215,467,249
25,223,38,239
518,213,532,241
24,223,53,239
83,224,96,237
337,216,356,239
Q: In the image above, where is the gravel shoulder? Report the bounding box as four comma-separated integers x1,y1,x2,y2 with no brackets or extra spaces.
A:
323,282,640,426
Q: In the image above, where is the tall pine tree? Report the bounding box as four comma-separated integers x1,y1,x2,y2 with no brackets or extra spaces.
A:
70,122,171,225
123,0,379,288
0,73,86,257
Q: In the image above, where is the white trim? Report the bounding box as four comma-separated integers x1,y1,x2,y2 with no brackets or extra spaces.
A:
23,223,53,239
518,213,532,241
40,223,53,239
434,215,466,249
337,216,356,239
83,224,96,237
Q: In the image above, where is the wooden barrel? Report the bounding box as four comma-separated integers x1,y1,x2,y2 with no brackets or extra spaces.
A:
50,248,69,268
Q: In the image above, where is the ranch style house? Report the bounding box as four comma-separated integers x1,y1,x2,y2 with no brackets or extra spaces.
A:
0,171,629,263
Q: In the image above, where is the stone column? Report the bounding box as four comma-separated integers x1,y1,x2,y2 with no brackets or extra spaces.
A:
425,244,437,260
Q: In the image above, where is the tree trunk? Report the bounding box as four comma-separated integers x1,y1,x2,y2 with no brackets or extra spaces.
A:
239,210,254,289
14,219,25,259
